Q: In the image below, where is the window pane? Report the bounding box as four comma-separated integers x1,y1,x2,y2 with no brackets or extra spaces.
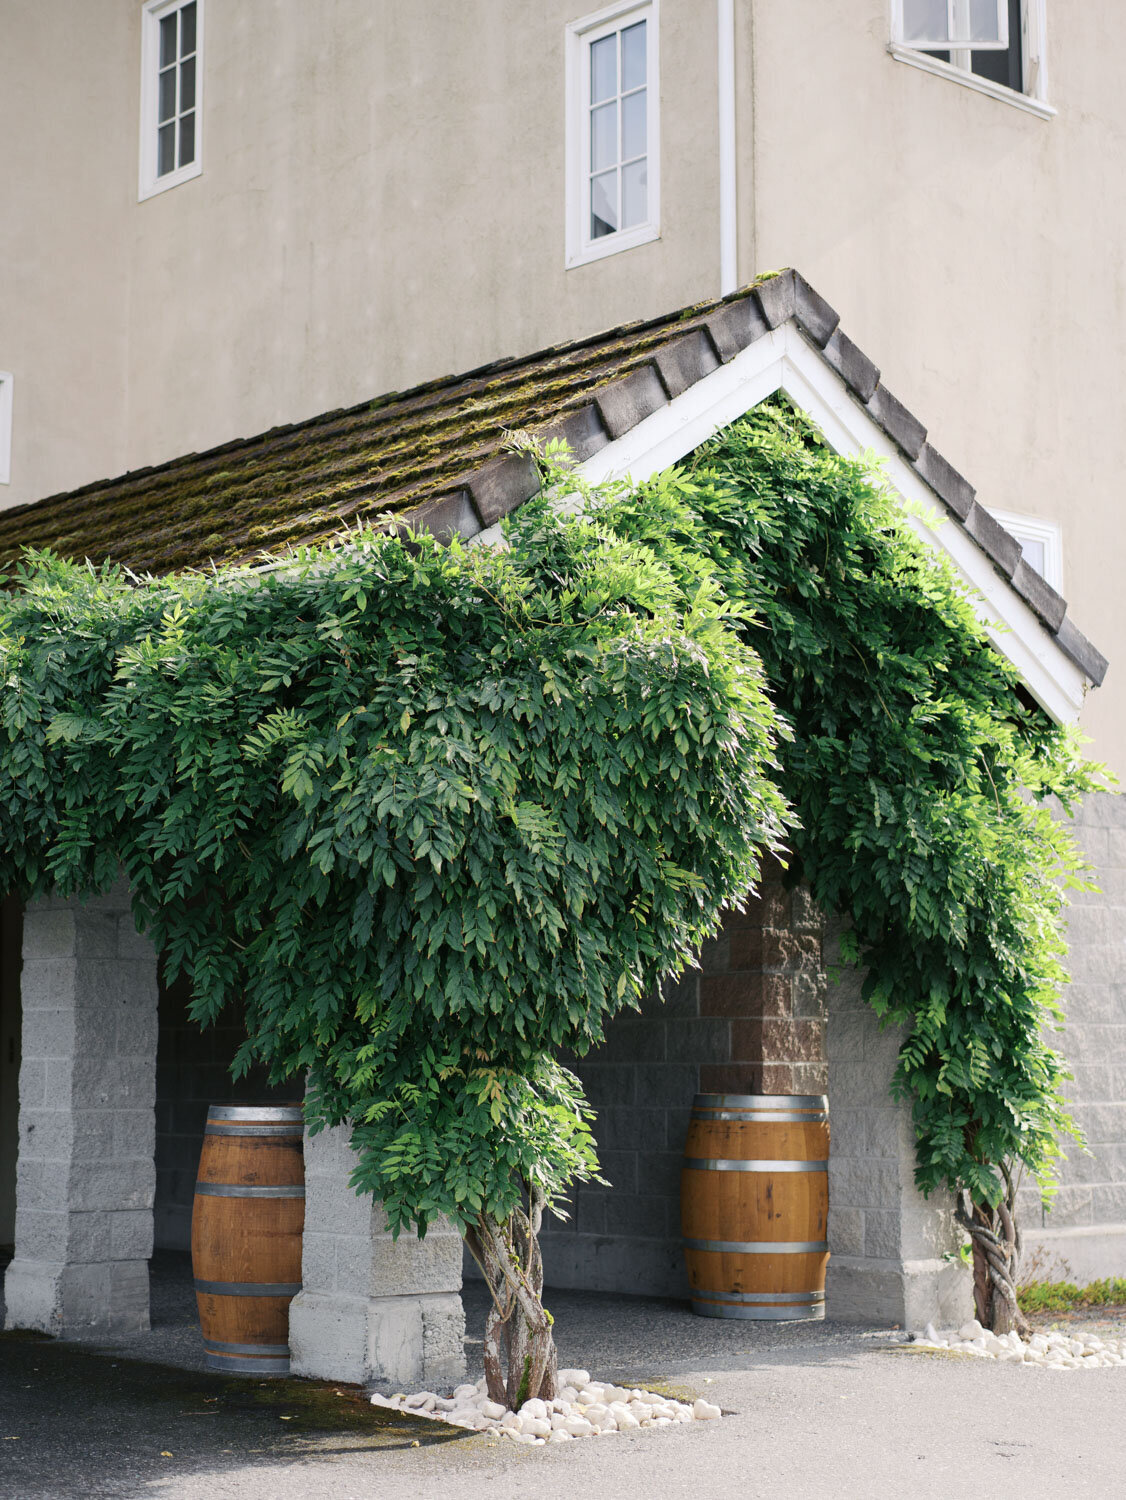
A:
969,0,1001,41
1019,536,1047,577
590,169,617,238
158,121,176,176
178,110,195,167
181,2,197,55
158,66,177,123
591,101,617,173
590,34,617,105
902,0,949,42
622,159,647,228
622,89,646,160
180,55,196,112
621,21,646,91
159,13,178,67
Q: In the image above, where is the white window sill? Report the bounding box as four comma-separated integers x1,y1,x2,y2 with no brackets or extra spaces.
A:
138,158,202,203
888,43,1056,120
566,222,660,270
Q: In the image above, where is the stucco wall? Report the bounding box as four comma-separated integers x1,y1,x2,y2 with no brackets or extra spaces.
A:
0,2,1121,766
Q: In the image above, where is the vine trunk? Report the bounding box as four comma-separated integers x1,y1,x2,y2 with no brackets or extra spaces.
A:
464,1187,557,1409
955,1163,1030,1336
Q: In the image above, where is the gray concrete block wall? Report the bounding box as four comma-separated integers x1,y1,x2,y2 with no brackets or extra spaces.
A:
4,885,160,1336
823,919,969,1328
1018,790,1126,1281
289,1117,464,1387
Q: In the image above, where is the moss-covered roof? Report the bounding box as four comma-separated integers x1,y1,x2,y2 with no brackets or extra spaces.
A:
0,285,764,576
0,268,1106,688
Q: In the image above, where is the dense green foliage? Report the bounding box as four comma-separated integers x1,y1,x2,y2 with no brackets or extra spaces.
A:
0,397,1103,1240
590,402,1104,1204
0,511,785,1233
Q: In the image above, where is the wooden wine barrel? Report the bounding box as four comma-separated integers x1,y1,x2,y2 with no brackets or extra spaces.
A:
681,1092,829,1320
191,1104,305,1375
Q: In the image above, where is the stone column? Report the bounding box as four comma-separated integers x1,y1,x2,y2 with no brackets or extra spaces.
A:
4,885,159,1336
824,919,971,1327
288,1120,465,1386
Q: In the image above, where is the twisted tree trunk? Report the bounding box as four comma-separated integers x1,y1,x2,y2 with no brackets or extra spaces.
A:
464,1184,558,1408
955,1162,1029,1336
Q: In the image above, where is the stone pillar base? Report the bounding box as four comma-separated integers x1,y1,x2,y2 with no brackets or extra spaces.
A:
4,1256,150,1336
827,1254,969,1328
289,1290,464,1386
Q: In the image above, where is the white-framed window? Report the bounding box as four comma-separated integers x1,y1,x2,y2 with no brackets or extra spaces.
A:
0,372,11,486
565,1,660,269
889,0,1052,118
988,508,1063,590
138,0,203,201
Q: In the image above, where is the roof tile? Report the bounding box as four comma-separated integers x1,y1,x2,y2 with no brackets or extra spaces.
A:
793,272,840,348
464,453,542,528
594,363,668,439
705,295,771,363
754,269,796,329
653,329,721,398
912,443,975,520
963,502,1022,579
867,385,927,461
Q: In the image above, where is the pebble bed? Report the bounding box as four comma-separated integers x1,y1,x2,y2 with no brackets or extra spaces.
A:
370,1368,722,1443
912,1318,1126,1368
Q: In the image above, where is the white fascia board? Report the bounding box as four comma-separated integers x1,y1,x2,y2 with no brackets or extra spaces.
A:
571,323,1085,724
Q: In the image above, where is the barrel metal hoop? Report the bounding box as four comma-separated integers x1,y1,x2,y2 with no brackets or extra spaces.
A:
205,1123,303,1137
194,1279,302,1297
195,1183,306,1198
683,1158,828,1173
204,1338,291,1356
690,1299,826,1322
691,1109,829,1123
691,1288,825,1304
204,1353,291,1375
206,1106,304,1122
693,1093,828,1110
683,1237,829,1254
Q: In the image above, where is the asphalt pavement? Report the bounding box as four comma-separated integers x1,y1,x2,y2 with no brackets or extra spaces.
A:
1,1255,1123,1500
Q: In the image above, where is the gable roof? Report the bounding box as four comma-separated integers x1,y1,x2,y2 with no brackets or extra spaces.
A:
0,269,1106,711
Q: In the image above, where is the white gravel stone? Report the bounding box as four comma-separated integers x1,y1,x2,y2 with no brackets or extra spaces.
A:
693,1399,722,1421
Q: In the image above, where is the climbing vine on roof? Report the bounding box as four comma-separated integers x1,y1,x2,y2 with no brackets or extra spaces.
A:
0,397,1104,1384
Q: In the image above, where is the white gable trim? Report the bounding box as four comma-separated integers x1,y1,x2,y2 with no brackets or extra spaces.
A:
571,324,1085,725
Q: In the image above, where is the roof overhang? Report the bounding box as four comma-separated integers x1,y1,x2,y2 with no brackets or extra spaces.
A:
473,316,1091,726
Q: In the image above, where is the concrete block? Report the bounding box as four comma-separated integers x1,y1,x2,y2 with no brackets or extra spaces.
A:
368,1224,463,1298
3,1259,66,1333
595,1018,667,1064
576,1191,607,1235
117,920,158,961
421,1293,467,1385
1022,1223,1126,1283
21,961,78,1012
864,1109,906,1159
605,1193,667,1239
658,972,699,1017
73,912,119,959
664,1018,731,1064
21,911,76,962
111,1110,156,1159
828,1158,900,1210
542,1233,688,1298
21,1007,77,1059
597,1150,638,1195
634,1065,701,1110
109,1210,155,1260
864,1210,903,1260
289,1290,369,1383
575,1065,636,1107
300,1231,339,1293
828,1205,864,1257
826,1107,865,1155
14,1158,71,1213
596,1106,667,1152
1091,1183,1126,1222
1043,1186,1094,1227
636,1150,684,1198
19,1108,76,1161
9,1210,70,1260
17,1059,47,1108
69,1160,155,1214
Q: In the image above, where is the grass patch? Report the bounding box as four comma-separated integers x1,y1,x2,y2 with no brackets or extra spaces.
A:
1017,1277,1126,1315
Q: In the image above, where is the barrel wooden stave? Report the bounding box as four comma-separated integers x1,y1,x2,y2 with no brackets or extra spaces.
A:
681,1092,829,1321
191,1104,304,1376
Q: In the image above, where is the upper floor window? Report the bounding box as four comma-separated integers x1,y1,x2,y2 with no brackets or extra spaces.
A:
566,2,660,268
0,372,12,486
139,0,203,200
890,0,1051,117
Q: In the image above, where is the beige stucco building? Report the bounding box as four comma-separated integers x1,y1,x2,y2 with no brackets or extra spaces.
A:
0,1,1123,1377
